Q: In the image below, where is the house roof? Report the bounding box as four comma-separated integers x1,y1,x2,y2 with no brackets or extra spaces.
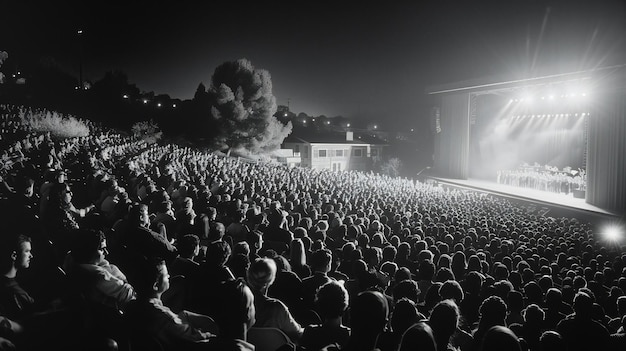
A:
283,131,387,145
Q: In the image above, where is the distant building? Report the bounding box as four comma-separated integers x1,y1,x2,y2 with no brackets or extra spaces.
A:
282,131,386,171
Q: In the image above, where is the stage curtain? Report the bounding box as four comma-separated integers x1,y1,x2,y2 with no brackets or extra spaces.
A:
586,75,626,215
434,93,470,179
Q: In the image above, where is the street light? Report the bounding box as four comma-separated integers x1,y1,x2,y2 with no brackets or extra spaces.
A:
77,29,84,90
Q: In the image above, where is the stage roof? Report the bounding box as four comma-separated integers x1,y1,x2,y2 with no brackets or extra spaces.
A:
426,64,626,96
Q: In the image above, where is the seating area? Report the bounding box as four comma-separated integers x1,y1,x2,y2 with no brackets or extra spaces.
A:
0,103,624,351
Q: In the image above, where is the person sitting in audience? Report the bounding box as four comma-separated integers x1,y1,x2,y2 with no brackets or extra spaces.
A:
557,291,610,351
65,229,135,311
480,326,522,351
397,321,437,351
302,249,334,312
301,280,350,351
0,235,35,321
378,298,424,351
169,234,200,279
125,258,217,351
247,257,303,342
470,296,507,351
117,203,178,281
342,290,389,351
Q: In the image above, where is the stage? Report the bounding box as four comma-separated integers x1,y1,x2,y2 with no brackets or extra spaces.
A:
427,177,620,223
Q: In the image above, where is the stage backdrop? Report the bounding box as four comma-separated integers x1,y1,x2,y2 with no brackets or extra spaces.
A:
587,72,626,215
433,93,470,179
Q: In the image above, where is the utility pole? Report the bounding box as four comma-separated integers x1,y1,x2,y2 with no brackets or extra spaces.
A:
287,98,291,111
77,29,84,90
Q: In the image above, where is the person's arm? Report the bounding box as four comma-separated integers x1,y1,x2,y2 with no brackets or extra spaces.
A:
178,310,219,335
94,267,135,304
276,300,304,342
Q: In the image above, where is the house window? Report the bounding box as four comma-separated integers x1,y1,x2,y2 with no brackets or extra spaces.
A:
336,149,344,157
294,145,300,153
371,148,378,157
353,148,363,157
318,149,327,157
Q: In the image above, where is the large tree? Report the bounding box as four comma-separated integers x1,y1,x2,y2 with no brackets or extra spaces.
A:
208,58,292,154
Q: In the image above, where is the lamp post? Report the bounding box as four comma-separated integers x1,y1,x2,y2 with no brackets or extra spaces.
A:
77,29,84,90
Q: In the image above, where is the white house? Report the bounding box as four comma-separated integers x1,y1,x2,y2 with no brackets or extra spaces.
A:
282,131,386,171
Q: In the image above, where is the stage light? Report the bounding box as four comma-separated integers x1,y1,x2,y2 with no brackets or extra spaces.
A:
549,95,554,100
582,113,586,117
509,99,514,103
347,123,351,127
157,103,162,107
122,94,129,99
541,96,545,100
602,225,623,242
172,104,177,108
582,92,587,97
143,99,148,104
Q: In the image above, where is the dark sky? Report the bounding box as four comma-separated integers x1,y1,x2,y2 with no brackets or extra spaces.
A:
3,0,625,126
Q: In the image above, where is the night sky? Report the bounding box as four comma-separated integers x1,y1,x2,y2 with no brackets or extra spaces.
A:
3,0,625,127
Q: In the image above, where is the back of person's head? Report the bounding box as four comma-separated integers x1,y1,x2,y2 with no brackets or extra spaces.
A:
206,240,231,267
573,291,593,319
247,257,277,292
393,279,420,304
177,234,200,258
479,296,507,326
429,299,460,343
539,331,565,351
70,229,105,264
381,261,398,279
233,241,250,257
208,221,226,242
545,287,563,309
617,295,626,315
395,267,412,283
523,304,545,324
310,249,332,273
391,298,421,336
481,326,522,351
350,290,389,334
419,259,436,281
439,280,464,303
424,282,443,310
131,258,169,298
316,280,349,320
465,271,484,295
398,322,437,351
272,255,291,272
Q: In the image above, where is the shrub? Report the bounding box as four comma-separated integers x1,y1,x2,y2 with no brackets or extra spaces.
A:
131,119,163,144
20,109,89,139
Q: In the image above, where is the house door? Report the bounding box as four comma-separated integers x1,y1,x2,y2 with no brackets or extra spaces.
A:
332,162,341,172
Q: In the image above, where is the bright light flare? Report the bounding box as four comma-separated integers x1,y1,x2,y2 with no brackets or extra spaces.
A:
603,225,623,242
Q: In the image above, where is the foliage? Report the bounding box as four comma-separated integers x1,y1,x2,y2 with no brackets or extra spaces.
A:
0,51,7,84
20,108,89,139
132,119,163,144
379,157,403,178
208,58,292,154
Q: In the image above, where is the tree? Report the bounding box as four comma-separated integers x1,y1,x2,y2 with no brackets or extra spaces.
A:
0,51,7,84
379,157,403,178
208,58,292,154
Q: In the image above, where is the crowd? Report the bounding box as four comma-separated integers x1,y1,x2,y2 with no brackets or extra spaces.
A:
0,103,624,351
496,165,586,195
